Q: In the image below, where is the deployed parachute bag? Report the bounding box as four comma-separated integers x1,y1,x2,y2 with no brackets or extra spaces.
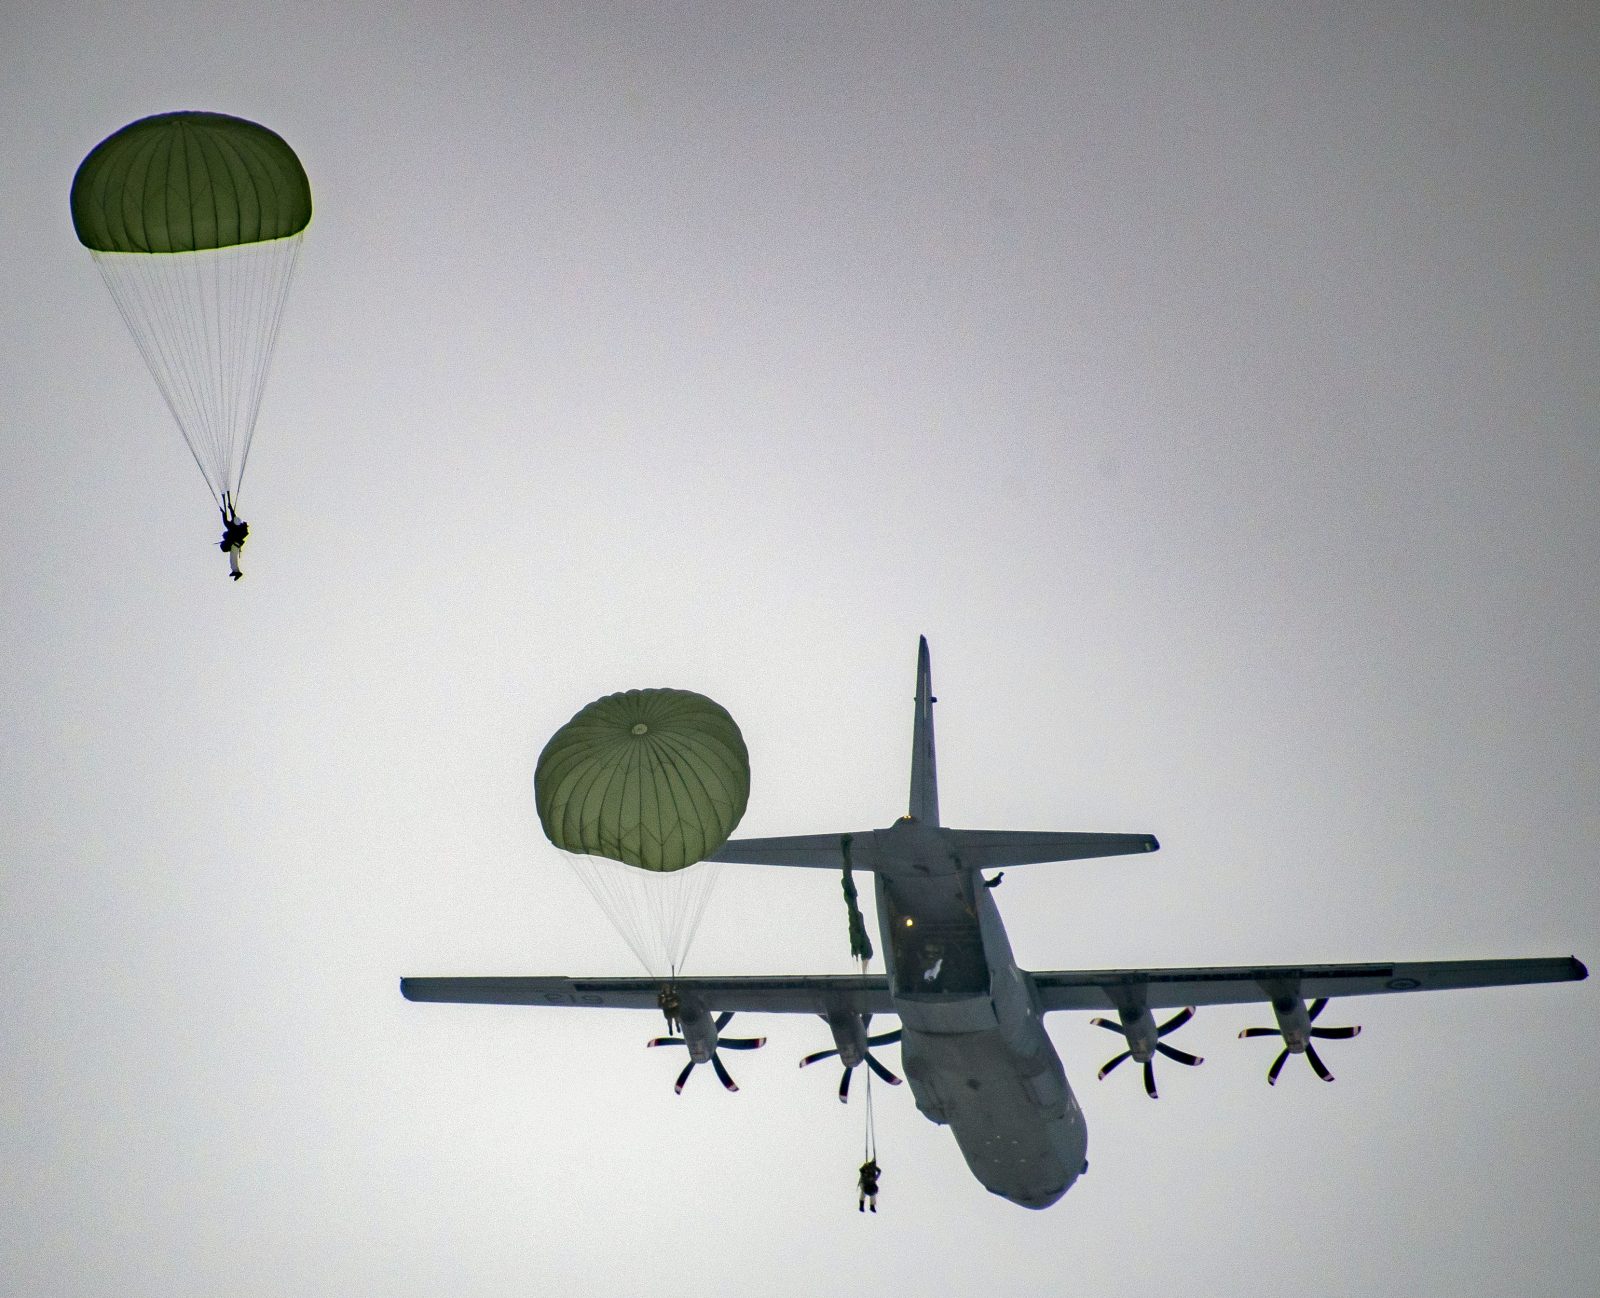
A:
71,111,311,509
536,688,751,977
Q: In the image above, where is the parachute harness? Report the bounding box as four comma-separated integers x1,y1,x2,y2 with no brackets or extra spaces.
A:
657,984,682,1035
840,835,873,968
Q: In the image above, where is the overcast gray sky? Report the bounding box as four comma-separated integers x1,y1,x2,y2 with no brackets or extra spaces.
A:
3,3,1597,1295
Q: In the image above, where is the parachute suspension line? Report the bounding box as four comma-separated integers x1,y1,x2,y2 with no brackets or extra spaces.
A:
95,249,221,503
92,236,302,508
863,1065,877,1162
234,235,302,497
840,835,873,968
562,849,723,980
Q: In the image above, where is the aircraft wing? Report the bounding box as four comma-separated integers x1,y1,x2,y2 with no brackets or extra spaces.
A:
1031,956,1587,1012
400,973,893,1015
403,958,1584,1017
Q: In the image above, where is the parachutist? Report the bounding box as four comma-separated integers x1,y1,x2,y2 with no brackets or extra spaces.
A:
73,114,308,569
657,986,682,1036
219,493,249,580
857,1159,881,1213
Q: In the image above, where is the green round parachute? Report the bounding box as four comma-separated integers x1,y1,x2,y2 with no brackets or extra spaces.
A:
536,688,750,872
69,111,311,519
70,111,311,254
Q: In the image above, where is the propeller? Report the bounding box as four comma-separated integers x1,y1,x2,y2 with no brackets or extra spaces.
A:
1239,997,1361,1084
799,1026,904,1102
1091,1006,1204,1099
648,1011,766,1094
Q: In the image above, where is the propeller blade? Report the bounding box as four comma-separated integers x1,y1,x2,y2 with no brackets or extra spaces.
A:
1090,1017,1125,1033
1098,1050,1131,1080
1159,1006,1195,1035
1306,1043,1334,1082
1310,1025,1361,1040
719,1036,766,1050
1308,998,1328,1022
1239,1027,1279,1039
864,1052,903,1086
647,1037,684,1048
839,1067,852,1103
1143,1060,1159,1099
1267,1047,1290,1086
868,1029,902,1046
674,1059,696,1094
800,1047,840,1068
1155,1042,1203,1067
714,1011,734,1031
711,1053,738,1092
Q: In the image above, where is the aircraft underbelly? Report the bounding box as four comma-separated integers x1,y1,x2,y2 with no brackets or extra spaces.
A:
900,1025,1087,1210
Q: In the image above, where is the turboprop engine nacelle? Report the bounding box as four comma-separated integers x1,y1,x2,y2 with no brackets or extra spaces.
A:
1090,1005,1204,1099
1239,995,1361,1084
648,999,767,1094
800,1009,904,1102
1108,1006,1161,1061
676,997,720,1063
1270,995,1313,1051
825,1009,870,1068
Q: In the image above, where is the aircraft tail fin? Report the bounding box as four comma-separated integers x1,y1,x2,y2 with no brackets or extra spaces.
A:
910,635,939,825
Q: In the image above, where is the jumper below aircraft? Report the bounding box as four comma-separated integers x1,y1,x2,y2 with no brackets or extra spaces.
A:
401,638,1587,1209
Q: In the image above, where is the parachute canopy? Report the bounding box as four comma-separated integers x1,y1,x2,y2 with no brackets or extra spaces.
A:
536,688,750,872
70,111,310,511
70,111,311,254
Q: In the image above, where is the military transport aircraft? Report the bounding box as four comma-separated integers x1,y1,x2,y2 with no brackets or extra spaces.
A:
401,638,1587,1209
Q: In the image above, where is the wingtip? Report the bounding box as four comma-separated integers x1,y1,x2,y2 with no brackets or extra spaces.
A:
1573,957,1590,981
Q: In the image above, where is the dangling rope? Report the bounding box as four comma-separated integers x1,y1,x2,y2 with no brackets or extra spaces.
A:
863,1064,878,1162
840,835,874,967
854,1045,884,1212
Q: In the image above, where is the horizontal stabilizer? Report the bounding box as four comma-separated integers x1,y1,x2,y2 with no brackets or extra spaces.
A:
707,827,1157,871
707,833,874,869
947,829,1158,870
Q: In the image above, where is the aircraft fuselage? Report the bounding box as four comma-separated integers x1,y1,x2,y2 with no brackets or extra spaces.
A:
868,820,1087,1208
